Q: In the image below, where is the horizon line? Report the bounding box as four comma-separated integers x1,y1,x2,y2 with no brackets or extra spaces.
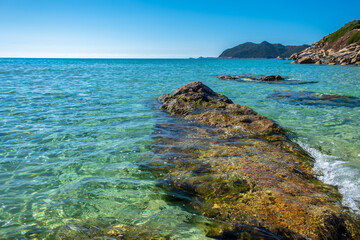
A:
0,57,220,59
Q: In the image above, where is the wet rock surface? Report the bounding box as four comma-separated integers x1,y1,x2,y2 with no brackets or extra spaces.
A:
154,82,360,240
217,74,284,81
270,90,360,108
217,74,317,85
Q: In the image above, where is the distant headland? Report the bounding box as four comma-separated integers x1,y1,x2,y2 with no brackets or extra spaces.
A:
218,41,310,59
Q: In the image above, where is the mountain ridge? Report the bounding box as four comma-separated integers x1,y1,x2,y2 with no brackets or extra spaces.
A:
218,41,310,59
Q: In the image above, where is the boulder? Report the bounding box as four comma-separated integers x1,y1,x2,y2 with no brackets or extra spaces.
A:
258,75,284,81
155,82,360,240
297,57,315,64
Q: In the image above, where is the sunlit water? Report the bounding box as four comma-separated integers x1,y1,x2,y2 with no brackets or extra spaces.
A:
0,58,359,239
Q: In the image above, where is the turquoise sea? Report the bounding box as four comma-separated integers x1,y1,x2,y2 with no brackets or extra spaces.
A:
0,58,359,239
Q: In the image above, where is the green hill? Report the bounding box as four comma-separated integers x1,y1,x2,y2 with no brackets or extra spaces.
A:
218,41,309,59
290,20,360,65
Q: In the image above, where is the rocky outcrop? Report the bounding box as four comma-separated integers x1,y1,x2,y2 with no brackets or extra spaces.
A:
155,82,360,239
217,74,284,81
217,74,318,85
290,20,360,65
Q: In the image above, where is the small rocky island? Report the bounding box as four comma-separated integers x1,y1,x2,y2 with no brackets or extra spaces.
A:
290,20,360,65
155,82,360,239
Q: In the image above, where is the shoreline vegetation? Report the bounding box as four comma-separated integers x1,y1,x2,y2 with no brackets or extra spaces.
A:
288,20,360,66
154,82,360,239
217,20,360,66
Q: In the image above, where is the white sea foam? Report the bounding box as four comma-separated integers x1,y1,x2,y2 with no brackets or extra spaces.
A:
298,142,360,214
240,77,255,81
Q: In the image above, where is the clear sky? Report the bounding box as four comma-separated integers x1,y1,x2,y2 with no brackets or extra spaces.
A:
0,0,359,58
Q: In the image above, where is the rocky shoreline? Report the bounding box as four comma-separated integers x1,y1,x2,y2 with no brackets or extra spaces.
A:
289,20,360,65
289,43,360,65
155,82,360,239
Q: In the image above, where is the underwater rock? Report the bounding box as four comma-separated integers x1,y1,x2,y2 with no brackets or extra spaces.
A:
269,90,360,108
155,82,360,240
53,222,172,240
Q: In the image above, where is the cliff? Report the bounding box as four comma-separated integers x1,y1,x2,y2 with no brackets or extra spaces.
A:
219,41,309,59
290,20,360,65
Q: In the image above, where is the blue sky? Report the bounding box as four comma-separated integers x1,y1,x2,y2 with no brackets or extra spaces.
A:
0,0,359,58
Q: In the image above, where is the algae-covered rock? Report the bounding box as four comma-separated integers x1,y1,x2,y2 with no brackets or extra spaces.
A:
155,82,360,240
269,90,360,108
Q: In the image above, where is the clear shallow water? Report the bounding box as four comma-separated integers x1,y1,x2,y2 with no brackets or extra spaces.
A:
0,58,359,238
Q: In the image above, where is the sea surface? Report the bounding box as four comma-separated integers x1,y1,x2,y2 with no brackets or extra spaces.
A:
0,58,359,239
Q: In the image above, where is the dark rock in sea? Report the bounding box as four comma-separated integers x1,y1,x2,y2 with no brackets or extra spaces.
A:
217,74,284,82
154,82,360,240
258,75,284,81
269,90,360,108
217,74,318,85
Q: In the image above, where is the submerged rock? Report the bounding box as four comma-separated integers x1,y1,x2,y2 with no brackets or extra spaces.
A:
270,90,360,108
52,222,170,240
154,82,360,240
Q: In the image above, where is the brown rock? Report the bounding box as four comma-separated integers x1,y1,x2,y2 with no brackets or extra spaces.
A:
156,82,360,240
217,74,240,80
258,75,284,81
298,57,315,64
217,74,285,82
315,60,322,65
